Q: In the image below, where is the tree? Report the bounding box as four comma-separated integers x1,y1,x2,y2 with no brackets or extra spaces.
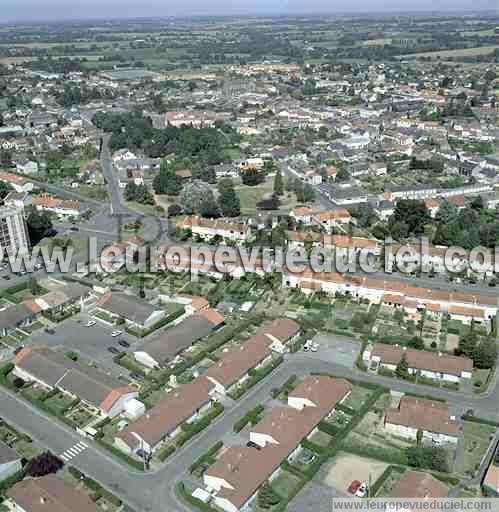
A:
26,208,53,245
167,204,182,217
474,338,497,369
0,149,12,167
124,182,154,205
456,330,478,359
273,170,284,196
241,169,265,186
335,168,350,182
200,194,220,218
26,452,64,477
390,200,430,237
179,180,215,215
218,178,240,217
395,353,410,379
0,180,12,201
153,161,182,195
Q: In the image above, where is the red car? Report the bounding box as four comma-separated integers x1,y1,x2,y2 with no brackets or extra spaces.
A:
347,480,361,494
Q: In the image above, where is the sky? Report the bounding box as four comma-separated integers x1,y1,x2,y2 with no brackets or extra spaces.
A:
0,0,496,22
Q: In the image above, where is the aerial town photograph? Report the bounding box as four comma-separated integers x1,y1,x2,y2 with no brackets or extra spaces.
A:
0,0,497,511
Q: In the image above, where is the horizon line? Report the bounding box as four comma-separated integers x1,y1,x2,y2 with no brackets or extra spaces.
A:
0,8,497,25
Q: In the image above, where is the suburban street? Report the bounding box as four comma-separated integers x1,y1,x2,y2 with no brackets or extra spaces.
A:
1,347,498,512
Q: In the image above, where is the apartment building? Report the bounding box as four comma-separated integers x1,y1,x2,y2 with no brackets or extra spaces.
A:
0,206,30,256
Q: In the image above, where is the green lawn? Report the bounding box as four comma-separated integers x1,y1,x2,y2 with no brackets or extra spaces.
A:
271,470,303,499
455,421,497,477
309,430,333,447
342,386,373,411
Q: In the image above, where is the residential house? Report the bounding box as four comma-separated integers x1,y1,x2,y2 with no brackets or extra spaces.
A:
290,206,314,225
384,396,460,445
363,343,473,383
312,209,351,232
0,442,22,482
94,292,165,331
32,196,82,219
448,305,488,329
34,283,91,314
177,217,252,243
204,377,351,512
115,377,214,455
12,346,138,418
389,470,449,498
0,172,33,194
204,318,299,395
6,475,100,512
134,309,224,369
0,300,41,337
15,160,38,175
482,460,499,496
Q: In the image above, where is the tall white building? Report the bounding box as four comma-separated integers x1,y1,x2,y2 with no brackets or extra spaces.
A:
0,207,30,257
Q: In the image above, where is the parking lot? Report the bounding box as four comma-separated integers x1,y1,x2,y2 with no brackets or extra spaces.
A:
27,313,139,378
299,334,361,368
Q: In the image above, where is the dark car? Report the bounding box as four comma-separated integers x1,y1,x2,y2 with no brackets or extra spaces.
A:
2,275,11,280
130,372,144,381
246,441,261,451
107,347,121,354
118,340,130,348
69,226,79,231
45,328,55,335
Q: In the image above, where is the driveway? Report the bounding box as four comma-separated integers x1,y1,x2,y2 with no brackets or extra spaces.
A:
298,334,361,368
27,314,138,378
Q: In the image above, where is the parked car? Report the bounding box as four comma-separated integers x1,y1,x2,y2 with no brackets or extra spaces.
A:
45,328,55,335
107,347,121,354
310,343,319,352
355,482,369,498
348,480,362,494
130,372,144,381
111,330,122,337
118,340,130,348
2,275,10,280
246,441,261,451
86,320,96,327
69,226,79,231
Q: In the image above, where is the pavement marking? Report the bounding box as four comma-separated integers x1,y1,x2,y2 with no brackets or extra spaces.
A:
60,441,88,462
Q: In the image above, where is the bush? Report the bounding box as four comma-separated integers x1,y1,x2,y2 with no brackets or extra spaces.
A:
176,403,224,447
189,441,223,474
157,444,175,462
233,404,264,433
258,482,281,508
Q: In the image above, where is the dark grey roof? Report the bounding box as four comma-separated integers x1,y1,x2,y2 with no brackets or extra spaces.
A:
15,348,124,409
98,293,159,325
143,314,215,364
0,441,19,464
0,303,35,331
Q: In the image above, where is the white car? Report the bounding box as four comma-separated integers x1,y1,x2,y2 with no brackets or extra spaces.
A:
355,483,369,498
86,320,96,327
310,343,319,352
111,330,122,337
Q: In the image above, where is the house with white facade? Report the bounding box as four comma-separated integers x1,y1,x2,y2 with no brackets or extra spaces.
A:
363,343,473,383
384,396,460,445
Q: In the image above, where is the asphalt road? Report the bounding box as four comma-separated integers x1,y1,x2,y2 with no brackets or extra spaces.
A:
1,351,498,512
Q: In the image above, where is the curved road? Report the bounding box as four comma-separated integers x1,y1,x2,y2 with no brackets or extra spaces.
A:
1,351,498,512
